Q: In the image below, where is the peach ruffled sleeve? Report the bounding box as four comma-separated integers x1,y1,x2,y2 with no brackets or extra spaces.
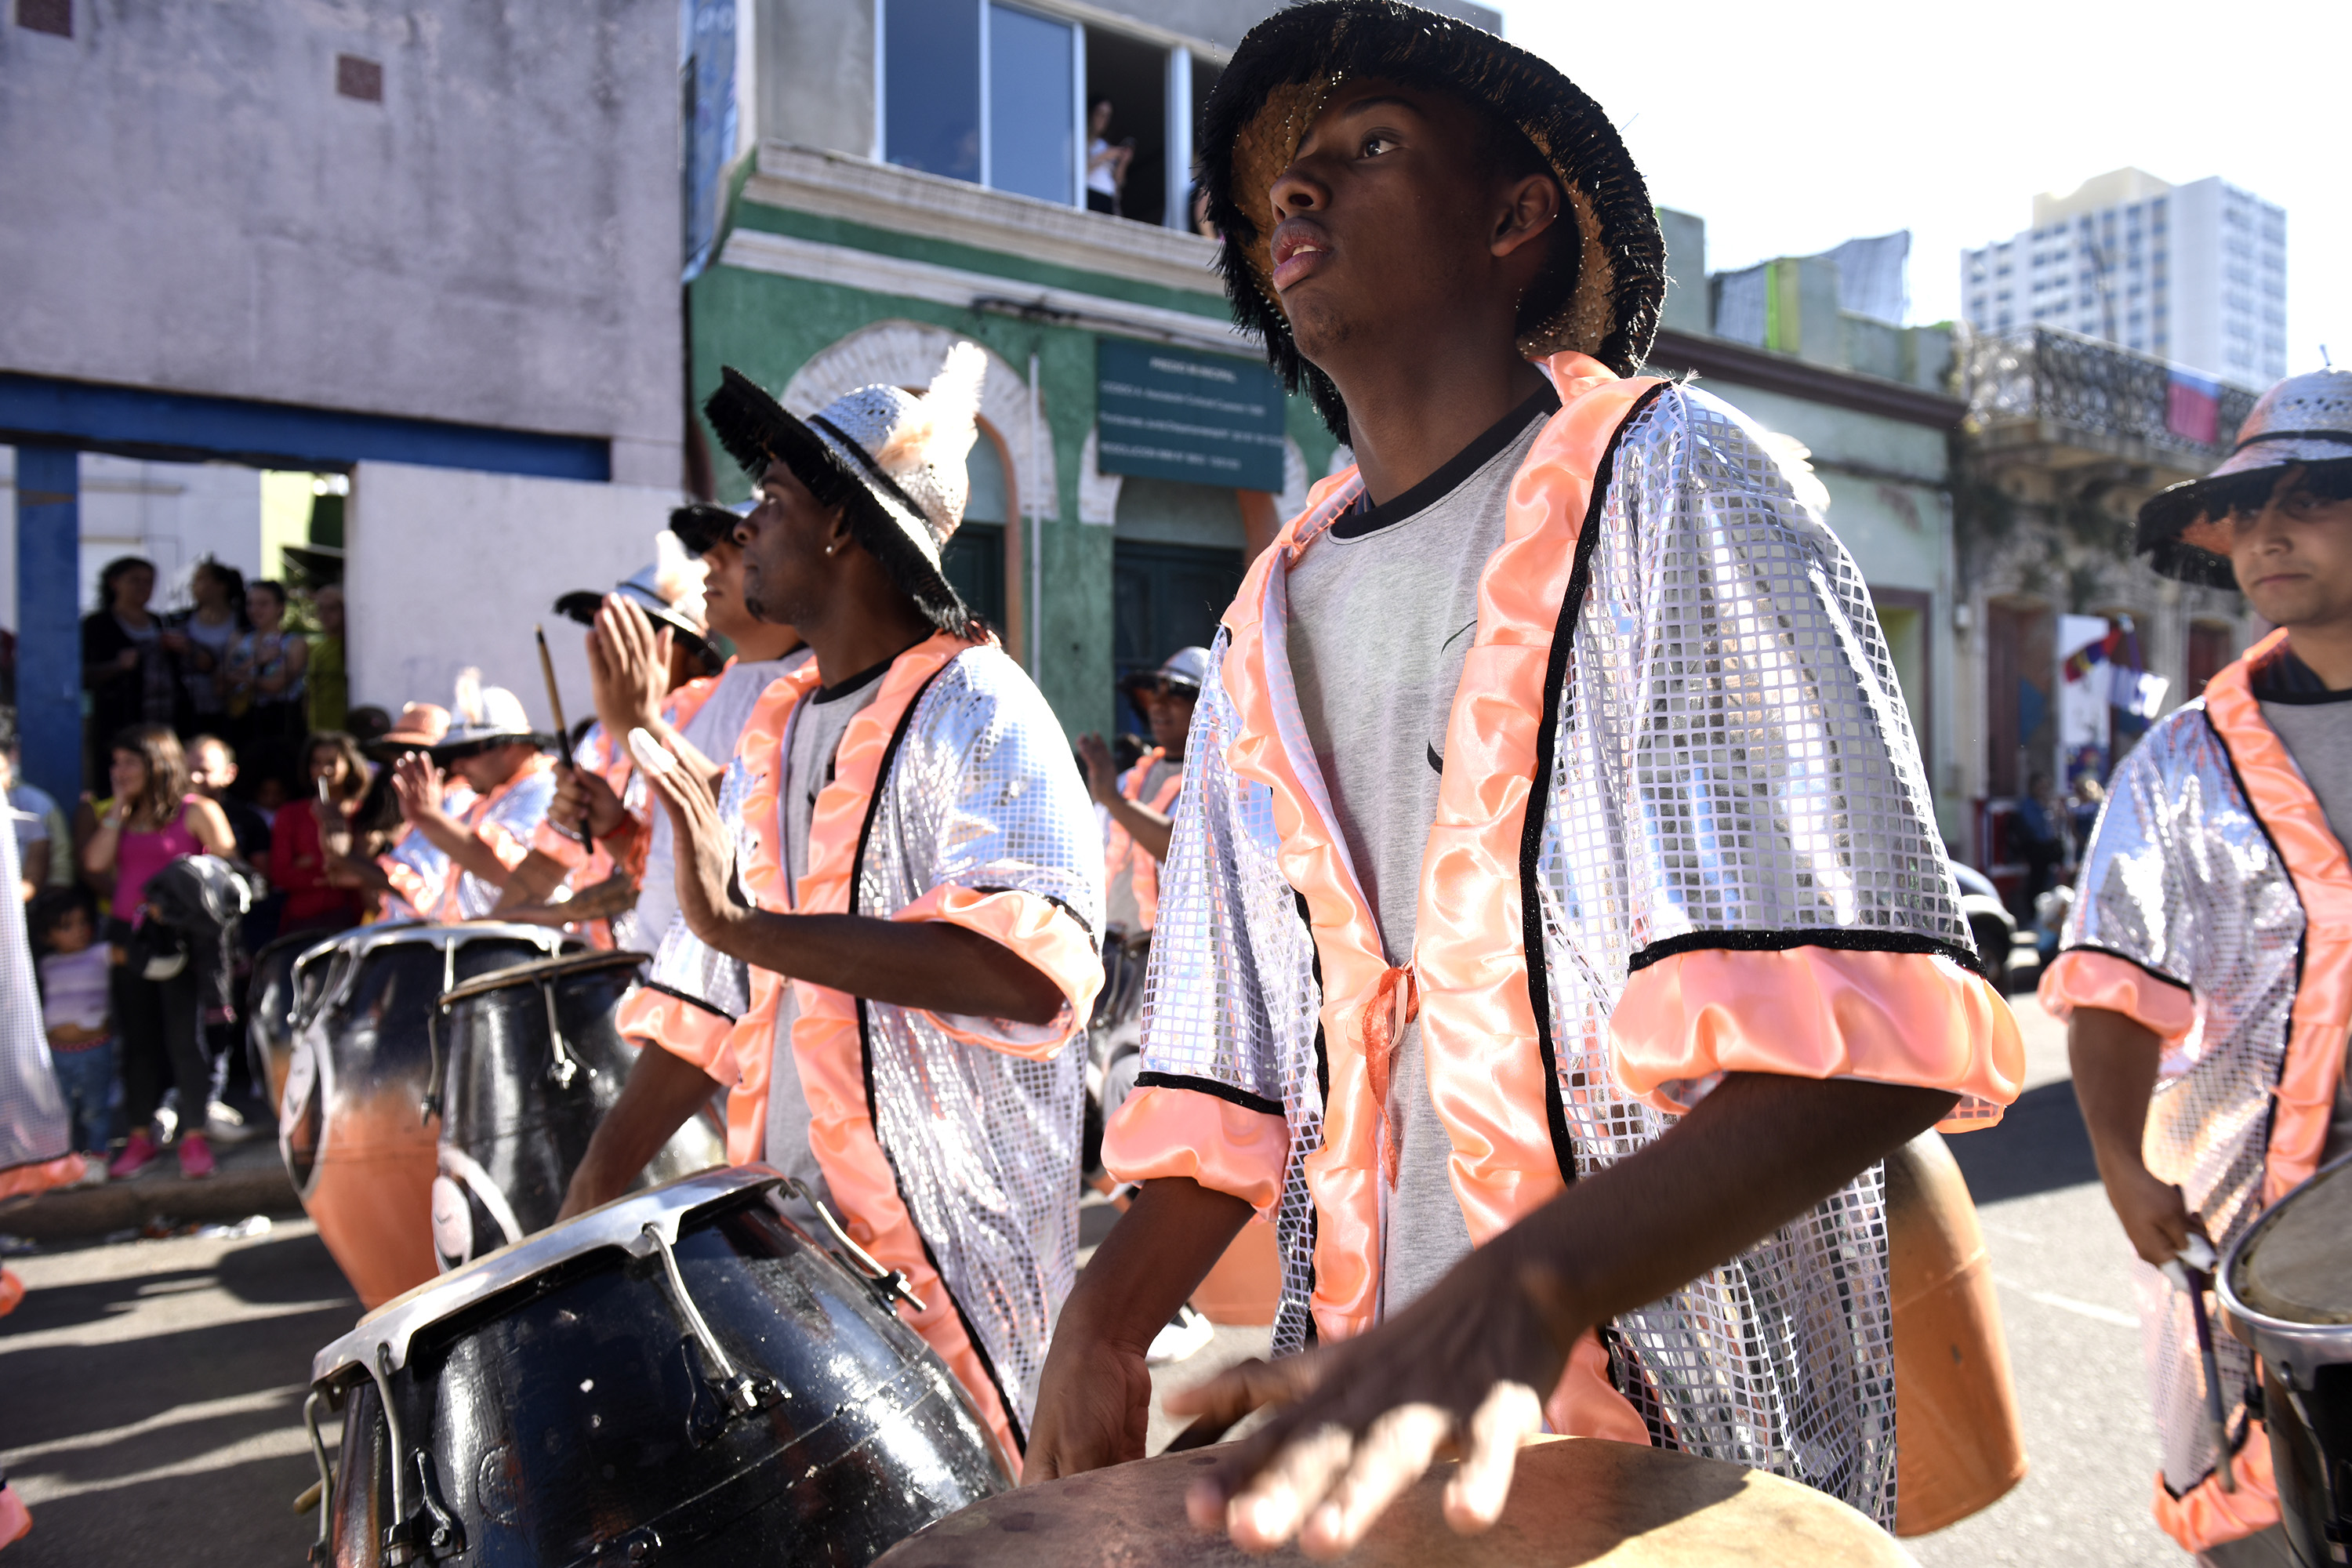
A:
2038,948,2197,1043
1610,946,2024,1130
889,884,1102,1058
1101,1084,1290,1218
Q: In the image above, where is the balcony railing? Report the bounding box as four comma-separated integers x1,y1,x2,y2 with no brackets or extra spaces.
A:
1962,326,2258,460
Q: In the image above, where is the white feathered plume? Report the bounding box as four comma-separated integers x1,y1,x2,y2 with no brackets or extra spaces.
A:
652,529,710,626
872,340,987,475
452,666,485,728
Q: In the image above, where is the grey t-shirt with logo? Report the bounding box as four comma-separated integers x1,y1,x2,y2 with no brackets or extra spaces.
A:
1285,386,1558,1317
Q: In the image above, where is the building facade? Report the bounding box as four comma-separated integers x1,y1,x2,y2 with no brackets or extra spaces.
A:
1961,168,2287,391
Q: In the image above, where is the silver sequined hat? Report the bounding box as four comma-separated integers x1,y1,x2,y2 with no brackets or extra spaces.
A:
2139,368,2352,586
554,529,712,654
702,343,989,635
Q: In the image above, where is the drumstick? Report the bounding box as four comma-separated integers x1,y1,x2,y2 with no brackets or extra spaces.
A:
535,625,587,844
2165,1235,2235,1493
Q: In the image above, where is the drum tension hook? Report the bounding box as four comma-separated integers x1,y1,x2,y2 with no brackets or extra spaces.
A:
782,1178,927,1316
541,981,580,1089
641,1223,778,1419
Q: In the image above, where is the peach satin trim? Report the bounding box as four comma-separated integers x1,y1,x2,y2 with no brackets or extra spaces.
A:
0,1479,28,1549
2038,949,2197,1043
618,985,739,1080
1610,948,2024,1128
2206,633,2352,1202
1101,1083,1289,1216
2151,1421,2278,1552
889,884,1098,1057
0,1154,85,1203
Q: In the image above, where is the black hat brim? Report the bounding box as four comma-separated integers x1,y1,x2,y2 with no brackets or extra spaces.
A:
703,368,972,638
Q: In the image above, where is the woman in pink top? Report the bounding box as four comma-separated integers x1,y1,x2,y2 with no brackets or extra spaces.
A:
82,724,237,1179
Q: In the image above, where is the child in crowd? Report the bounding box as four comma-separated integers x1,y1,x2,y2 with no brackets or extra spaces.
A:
32,887,116,1181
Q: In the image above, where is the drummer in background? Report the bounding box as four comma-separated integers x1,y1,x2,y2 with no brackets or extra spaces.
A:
494,528,722,945
2044,368,2352,1564
560,341,1102,1474
335,676,555,921
1027,2,2022,1549
327,701,456,918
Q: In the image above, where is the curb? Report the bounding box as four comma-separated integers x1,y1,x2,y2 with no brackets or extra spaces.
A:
2,1147,302,1245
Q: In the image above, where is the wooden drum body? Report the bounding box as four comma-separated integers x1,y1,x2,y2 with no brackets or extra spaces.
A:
278,923,572,1308
430,949,728,1272
876,1437,1909,1567
1886,1128,2026,1535
303,1167,1009,1567
245,928,339,1114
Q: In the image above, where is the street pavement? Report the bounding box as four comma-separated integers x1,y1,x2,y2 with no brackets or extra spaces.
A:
2,999,2187,1565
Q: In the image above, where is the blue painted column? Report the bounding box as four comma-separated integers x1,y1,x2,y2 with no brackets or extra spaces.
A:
15,445,82,804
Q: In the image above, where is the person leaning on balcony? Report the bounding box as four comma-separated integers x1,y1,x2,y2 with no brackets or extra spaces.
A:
2045,366,2352,1566
1086,98,1133,216
1025,3,2023,1552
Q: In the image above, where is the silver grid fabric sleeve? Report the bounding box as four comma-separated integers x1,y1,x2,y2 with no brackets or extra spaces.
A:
851,644,1101,1432
1134,631,1326,1356
642,746,760,1019
0,822,70,1172
1526,385,1970,1524
452,768,558,920
2063,705,2296,1494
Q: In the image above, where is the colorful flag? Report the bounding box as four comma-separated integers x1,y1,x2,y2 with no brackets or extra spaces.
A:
2168,370,2220,445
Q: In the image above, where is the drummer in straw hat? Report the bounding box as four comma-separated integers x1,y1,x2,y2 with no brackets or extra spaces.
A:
1029,1,2024,1548
2044,366,2352,1564
558,341,1105,1472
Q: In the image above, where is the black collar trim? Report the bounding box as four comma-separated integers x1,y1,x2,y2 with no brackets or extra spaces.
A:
1332,383,1562,540
2249,644,2352,705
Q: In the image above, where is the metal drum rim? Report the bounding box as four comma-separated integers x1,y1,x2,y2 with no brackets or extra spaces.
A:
291,921,575,1023
436,948,652,1007
310,1164,782,1386
2216,1149,2352,1380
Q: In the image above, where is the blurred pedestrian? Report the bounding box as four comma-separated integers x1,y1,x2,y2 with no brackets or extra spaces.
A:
1086,99,1133,216
223,579,308,797
185,735,273,864
166,557,247,730
270,731,370,938
32,887,114,1181
307,583,349,735
82,557,181,786
0,741,67,898
80,724,238,1180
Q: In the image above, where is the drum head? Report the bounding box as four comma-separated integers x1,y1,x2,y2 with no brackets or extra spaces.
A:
437,947,650,1007
876,1437,1906,1566
2234,1156,2352,1327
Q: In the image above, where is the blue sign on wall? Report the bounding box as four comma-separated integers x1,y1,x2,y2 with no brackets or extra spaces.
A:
1095,339,1285,492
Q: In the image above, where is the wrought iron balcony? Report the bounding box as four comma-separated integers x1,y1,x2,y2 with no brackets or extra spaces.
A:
1962,326,2258,467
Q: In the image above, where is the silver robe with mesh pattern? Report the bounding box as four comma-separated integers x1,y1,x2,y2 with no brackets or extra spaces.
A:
1137,385,1977,1526
0,824,68,1174
824,644,1099,1435
2060,702,2300,1497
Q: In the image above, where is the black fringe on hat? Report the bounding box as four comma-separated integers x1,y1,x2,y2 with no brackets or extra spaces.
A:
703,369,974,640
667,503,739,557
2136,456,2352,589
1203,0,1664,441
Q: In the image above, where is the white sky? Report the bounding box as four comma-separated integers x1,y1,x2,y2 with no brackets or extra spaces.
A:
1501,0,2346,378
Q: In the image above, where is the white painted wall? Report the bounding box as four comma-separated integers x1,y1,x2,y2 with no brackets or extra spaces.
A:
346,462,683,727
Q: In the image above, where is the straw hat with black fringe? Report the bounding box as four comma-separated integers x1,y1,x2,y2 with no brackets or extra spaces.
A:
2136,368,2352,588
702,343,989,638
1200,0,1664,440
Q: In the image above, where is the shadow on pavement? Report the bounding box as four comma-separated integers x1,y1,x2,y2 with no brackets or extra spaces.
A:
1946,1078,2103,1205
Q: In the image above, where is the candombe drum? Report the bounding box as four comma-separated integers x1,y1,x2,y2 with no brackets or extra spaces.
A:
245,928,340,1114
280,923,572,1308
1884,1129,2027,1534
2220,1149,2352,1568
876,1432,1908,1568
430,949,728,1272
300,1166,1010,1567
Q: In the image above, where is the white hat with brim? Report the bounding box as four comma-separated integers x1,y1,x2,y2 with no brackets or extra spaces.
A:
2139,368,2352,586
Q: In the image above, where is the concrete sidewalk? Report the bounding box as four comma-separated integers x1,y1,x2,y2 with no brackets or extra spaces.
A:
2,1134,300,1248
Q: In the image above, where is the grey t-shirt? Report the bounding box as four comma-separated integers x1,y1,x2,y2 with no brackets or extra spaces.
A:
763,657,892,1213
1287,387,1557,1317
2256,691,2352,1162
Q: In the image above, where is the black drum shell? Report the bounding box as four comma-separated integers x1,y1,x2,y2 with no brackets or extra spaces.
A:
281,926,570,1308
321,1192,1011,1566
245,928,336,1115
432,957,725,1270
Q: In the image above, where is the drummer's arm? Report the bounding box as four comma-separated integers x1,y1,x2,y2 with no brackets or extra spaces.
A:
560,1043,725,1220
2068,1006,2195,1266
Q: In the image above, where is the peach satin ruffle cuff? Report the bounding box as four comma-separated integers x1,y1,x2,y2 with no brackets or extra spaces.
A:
615,985,739,1083
891,884,1102,1058
2038,948,2197,1044
1611,946,2025,1131
1101,1083,1289,1218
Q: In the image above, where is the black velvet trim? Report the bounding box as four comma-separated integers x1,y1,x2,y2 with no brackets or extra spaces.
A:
842,659,1024,1452
2247,644,2352,705
1331,384,1559,539
2058,944,2193,995
634,978,738,1024
1624,927,1989,981
1518,382,1667,1188
1133,1072,1285,1118
969,884,1098,942
813,651,901,704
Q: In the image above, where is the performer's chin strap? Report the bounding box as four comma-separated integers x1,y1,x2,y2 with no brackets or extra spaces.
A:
1361,964,1420,1189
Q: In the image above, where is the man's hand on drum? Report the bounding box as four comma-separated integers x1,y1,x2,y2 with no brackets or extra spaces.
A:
2067,1006,2205,1268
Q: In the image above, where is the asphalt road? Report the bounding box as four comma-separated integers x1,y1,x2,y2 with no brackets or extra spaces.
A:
1,999,2187,1566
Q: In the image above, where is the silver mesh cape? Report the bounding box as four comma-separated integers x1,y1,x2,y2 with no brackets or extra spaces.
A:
823,644,1101,1438
2060,703,2299,1497
1136,384,1977,1526
0,824,69,1174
